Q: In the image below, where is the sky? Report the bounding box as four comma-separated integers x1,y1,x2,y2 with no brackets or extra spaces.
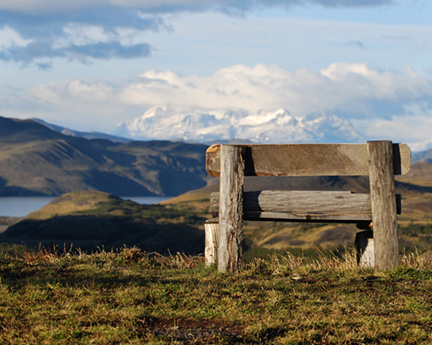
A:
1,0,432,148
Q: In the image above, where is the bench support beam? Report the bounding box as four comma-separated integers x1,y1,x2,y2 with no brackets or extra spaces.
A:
204,223,219,267
218,145,245,273
368,141,399,269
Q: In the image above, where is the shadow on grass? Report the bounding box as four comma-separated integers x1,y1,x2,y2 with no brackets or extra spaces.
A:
0,215,204,254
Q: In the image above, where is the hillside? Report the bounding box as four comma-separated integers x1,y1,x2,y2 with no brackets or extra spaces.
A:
0,191,205,253
164,161,432,255
0,116,210,196
413,147,432,163
3,160,432,255
1,248,432,344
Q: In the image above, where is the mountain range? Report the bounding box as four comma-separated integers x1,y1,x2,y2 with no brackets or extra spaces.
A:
0,116,210,196
1,114,432,197
113,106,363,144
33,118,131,143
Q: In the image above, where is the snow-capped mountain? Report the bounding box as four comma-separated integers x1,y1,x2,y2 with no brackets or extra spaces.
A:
114,106,363,144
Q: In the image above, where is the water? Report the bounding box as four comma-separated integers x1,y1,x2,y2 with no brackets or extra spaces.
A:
0,196,173,217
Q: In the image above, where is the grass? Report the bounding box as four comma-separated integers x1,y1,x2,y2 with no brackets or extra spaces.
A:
1,247,432,344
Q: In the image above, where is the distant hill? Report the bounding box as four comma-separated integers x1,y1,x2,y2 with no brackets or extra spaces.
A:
4,161,432,254
0,191,204,253
32,118,131,143
413,148,432,163
0,116,210,196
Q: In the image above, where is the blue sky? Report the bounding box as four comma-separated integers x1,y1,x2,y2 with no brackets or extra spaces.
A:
1,0,432,148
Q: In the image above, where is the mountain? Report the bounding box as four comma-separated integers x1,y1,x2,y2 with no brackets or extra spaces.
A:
412,148,432,163
113,106,363,144
33,118,131,143
0,116,210,196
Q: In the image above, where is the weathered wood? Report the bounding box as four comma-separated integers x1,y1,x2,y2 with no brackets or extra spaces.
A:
211,191,372,214
206,143,411,177
218,145,245,274
210,191,401,222
368,141,399,269
355,230,374,268
240,211,372,222
204,223,219,267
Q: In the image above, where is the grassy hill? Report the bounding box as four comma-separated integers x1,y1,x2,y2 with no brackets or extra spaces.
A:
2,160,432,256
1,247,432,344
163,161,432,256
0,191,206,254
0,116,210,196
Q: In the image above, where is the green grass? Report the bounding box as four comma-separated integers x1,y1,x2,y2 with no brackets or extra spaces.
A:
1,247,432,344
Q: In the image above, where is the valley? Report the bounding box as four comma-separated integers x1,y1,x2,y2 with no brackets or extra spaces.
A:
2,115,432,256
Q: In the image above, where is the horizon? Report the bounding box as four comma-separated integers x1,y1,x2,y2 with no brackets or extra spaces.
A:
1,1,432,149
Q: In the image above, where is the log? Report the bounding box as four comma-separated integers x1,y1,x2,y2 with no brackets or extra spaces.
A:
206,143,411,177
368,141,399,269
204,223,219,267
218,145,245,273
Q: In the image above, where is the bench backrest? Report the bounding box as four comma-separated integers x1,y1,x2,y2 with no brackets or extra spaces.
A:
206,143,411,177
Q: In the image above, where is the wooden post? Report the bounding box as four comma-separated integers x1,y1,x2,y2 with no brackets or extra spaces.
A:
218,145,245,273
204,223,219,267
367,141,399,269
355,230,374,268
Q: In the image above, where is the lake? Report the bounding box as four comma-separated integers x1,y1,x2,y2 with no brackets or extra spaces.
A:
0,196,173,217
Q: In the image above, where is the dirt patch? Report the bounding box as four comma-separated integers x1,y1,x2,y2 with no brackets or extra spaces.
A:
136,316,255,344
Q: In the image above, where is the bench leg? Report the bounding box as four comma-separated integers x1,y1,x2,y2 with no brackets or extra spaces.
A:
355,230,374,268
367,141,399,269
205,223,219,267
218,145,245,273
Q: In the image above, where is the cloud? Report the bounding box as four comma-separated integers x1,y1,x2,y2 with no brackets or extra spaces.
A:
116,63,431,119
36,62,53,71
0,40,152,64
20,62,432,144
0,5,164,66
0,0,395,14
347,41,366,50
0,0,397,67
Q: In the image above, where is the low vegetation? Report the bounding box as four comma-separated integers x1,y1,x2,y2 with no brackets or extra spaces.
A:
1,246,432,344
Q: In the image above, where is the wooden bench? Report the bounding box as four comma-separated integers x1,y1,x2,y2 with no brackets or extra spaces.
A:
204,141,411,273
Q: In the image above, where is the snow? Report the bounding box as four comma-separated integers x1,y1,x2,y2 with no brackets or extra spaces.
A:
113,106,363,144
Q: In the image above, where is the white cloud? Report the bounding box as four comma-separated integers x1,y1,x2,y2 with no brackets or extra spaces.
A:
0,26,31,48
53,24,111,49
119,63,432,117
355,114,432,150
17,62,432,145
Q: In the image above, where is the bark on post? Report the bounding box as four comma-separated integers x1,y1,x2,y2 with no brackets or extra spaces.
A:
218,145,245,273
367,141,399,269
204,223,219,267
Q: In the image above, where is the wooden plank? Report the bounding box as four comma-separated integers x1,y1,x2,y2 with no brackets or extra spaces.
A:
211,190,371,215
368,141,399,270
207,213,371,222
243,211,371,222
206,143,411,177
210,191,401,215
218,145,245,274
